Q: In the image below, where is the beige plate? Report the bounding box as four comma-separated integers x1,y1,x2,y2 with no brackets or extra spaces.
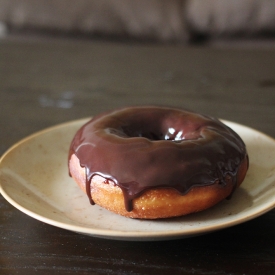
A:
1,118,275,241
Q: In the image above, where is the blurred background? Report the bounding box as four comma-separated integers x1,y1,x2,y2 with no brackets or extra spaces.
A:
1,0,275,45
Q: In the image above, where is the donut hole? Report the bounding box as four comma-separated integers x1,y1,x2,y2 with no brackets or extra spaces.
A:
109,109,204,142
120,125,201,142
118,125,163,141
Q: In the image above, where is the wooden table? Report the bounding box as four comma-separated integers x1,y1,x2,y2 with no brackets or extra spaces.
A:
1,37,275,275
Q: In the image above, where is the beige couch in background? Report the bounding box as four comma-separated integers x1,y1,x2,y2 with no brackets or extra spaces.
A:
1,0,275,42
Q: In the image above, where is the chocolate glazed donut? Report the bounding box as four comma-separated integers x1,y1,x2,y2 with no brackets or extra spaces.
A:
69,106,249,219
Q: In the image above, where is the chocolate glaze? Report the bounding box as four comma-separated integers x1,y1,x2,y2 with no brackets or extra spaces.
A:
69,106,248,211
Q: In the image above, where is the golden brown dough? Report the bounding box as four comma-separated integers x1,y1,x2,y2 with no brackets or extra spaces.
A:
69,153,248,219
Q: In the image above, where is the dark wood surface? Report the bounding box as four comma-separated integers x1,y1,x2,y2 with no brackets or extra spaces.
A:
1,37,275,275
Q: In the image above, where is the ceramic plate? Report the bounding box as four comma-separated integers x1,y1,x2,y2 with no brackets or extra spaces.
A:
1,118,275,241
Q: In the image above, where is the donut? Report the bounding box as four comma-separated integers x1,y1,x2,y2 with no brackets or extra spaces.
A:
68,106,249,219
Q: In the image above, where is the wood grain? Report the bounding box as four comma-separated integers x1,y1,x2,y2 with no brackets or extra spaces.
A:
1,37,275,275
